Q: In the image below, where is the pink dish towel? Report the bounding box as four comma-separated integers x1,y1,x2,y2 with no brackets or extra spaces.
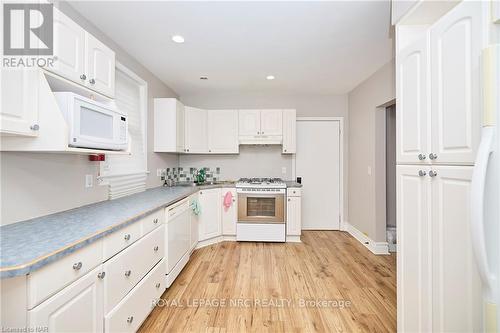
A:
223,191,233,211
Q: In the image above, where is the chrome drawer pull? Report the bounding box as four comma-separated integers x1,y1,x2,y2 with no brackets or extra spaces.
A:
156,282,161,289
153,246,159,252
153,218,159,224
124,270,132,277
97,272,106,279
124,234,131,241
127,316,134,324
72,262,82,270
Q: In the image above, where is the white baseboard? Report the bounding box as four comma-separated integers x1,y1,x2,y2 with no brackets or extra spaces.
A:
345,221,389,255
286,235,301,242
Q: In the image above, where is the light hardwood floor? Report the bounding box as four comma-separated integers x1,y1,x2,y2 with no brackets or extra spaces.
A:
139,231,396,332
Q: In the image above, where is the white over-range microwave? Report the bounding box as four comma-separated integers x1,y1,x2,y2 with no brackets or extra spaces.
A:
54,92,128,151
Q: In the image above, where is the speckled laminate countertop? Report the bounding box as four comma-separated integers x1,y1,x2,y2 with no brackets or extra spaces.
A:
1,181,301,278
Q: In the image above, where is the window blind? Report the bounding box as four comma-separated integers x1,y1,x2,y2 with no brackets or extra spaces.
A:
100,67,147,199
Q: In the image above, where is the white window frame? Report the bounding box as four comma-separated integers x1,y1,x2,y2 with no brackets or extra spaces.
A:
98,62,149,198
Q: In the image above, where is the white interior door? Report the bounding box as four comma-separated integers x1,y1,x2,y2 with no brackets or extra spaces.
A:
296,119,341,230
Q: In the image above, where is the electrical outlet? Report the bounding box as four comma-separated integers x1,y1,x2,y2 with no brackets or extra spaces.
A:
85,174,93,188
281,167,287,175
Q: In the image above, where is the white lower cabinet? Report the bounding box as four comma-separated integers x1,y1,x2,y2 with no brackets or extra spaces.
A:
221,188,237,236
189,193,199,251
28,265,105,333
286,189,302,238
198,188,222,242
105,259,165,333
103,226,164,313
397,165,482,332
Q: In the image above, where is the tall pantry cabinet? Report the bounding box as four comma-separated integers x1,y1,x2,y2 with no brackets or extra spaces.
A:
396,1,484,332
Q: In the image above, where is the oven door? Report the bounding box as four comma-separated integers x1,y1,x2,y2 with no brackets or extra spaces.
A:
238,193,285,224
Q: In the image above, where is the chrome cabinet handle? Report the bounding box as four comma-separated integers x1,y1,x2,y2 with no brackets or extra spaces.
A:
124,270,132,277
72,262,82,270
429,153,438,160
288,198,291,202
257,131,260,135
153,245,159,252
97,272,106,279
156,282,161,289
80,74,87,80
127,316,134,324
153,218,159,224
418,153,426,160
124,234,131,241
418,170,427,177
89,78,95,85
30,124,40,131
429,170,438,177
284,149,287,152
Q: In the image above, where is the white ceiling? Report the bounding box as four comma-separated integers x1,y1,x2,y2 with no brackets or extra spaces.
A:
70,1,393,96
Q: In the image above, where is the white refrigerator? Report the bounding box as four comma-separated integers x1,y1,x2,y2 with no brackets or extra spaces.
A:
471,44,500,332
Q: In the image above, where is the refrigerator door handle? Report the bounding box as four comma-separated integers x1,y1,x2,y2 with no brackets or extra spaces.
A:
471,126,495,299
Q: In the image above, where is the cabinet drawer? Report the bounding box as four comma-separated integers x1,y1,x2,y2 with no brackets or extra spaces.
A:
103,221,142,261
287,188,301,197
28,239,103,309
105,259,165,333
103,226,164,313
141,209,164,236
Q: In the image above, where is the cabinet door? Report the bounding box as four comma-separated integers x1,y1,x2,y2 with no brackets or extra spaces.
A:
397,165,431,333
51,8,86,85
0,69,39,136
176,101,185,152
207,110,239,153
221,188,237,236
184,106,208,153
86,33,115,98
282,109,296,153
430,166,482,332
198,189,222,241
286,195,301,236
238,110,261,136
430,1,482,164
189,194,199,250
28,266,104,333
260,109,283,136
396,36,430,164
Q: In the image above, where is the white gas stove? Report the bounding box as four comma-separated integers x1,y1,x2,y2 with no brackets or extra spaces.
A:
235,178,286,242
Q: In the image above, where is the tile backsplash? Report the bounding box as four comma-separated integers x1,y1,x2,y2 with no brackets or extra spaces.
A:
166,167,221,182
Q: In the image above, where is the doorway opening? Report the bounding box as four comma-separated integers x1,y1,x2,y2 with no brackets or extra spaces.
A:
385,104,397,252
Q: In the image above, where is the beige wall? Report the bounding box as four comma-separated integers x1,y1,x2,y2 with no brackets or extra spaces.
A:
348,60,395,242
181,92,349,219
0,2,179,225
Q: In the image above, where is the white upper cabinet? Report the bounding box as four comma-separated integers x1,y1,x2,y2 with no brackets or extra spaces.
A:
238,110,261,136
260,109,283,136
0,69,40,136
50,8,115,98
396,36,430,164
207,110,239,153
430,1,482,165
184,106,208,153
282,109,296,154
52,8,86,85
86,33,115,98
154,98,185,153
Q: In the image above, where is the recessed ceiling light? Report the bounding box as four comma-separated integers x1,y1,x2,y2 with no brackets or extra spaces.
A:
171,35,185,43
266,75,275,80
200,76,208,80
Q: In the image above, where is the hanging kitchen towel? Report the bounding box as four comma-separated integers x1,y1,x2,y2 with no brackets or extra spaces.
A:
223,191,233,211
190,198,201,215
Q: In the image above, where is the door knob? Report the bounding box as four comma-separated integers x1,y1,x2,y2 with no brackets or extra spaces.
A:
418,153,426,160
